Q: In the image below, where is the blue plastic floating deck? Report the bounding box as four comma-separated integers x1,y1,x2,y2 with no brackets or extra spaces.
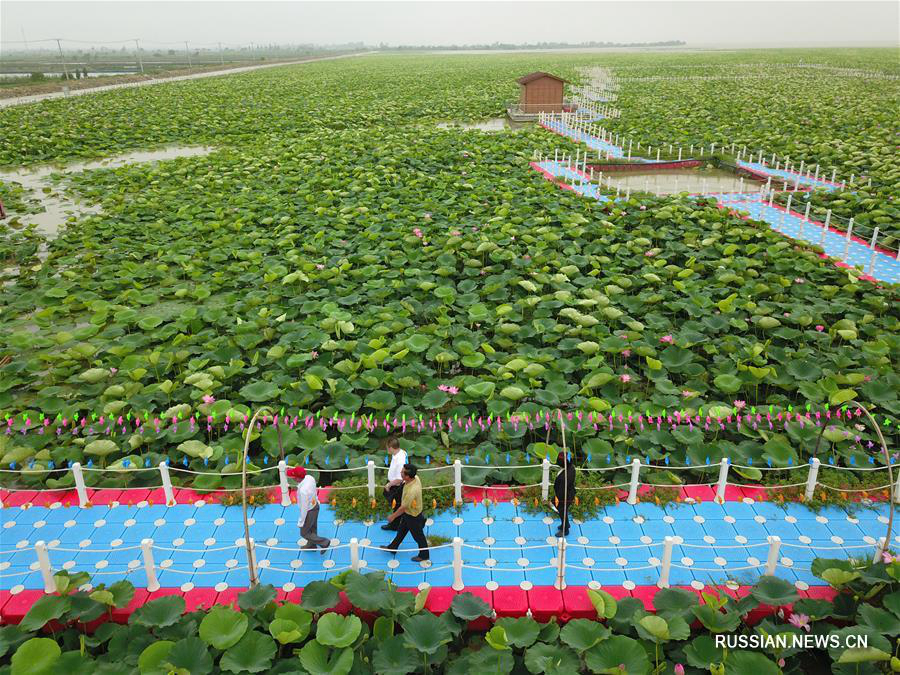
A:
540,114,899,285
1,500,889,592
543,119,624,158
535,160,611,202
736,160,841,192
719,194,900,284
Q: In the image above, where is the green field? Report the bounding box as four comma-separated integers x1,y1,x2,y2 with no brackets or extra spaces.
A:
0,50,897,487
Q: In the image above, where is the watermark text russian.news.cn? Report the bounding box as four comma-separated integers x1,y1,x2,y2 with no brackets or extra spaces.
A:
715,633,868,650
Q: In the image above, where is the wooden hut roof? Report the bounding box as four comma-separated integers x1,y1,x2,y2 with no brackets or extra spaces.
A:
516,72,568,85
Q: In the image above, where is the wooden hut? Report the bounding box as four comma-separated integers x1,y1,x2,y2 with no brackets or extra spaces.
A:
516,72,567,114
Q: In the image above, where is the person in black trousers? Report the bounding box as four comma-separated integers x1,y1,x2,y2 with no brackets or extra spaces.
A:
381,438,407,532
383,464,430,562
554,451,576,537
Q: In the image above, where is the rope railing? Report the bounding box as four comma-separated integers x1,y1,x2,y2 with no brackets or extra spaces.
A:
4,529,889,596
3,455,899,509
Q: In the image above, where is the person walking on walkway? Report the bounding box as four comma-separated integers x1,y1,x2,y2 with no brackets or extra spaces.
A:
554,451,576,537
381,437,408,531
286,466,330,553
383,464,429,562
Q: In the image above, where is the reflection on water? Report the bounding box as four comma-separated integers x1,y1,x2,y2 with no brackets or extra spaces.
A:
0,146,214,239
437,118,528,131
598,168,764,195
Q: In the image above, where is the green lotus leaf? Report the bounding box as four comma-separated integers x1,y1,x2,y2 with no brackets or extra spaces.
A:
177,440,214,459
315,613,361,649
584,635,651,674
464,382,495,400
220,630,276,674
199,606,248,649
239,381,281,402
84,440,118,457
137,640,175,675
299,641,353,675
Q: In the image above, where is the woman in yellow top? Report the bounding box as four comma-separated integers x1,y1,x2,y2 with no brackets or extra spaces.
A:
383,464,429,562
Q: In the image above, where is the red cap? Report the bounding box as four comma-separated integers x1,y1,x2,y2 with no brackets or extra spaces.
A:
286,466,306,480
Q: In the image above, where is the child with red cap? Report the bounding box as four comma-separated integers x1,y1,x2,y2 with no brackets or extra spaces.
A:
286,466,330,552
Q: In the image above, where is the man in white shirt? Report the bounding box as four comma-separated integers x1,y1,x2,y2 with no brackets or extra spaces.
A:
287,466,330,552
381,438,408,531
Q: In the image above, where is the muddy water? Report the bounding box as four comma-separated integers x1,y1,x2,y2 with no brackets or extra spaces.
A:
0,145,214,239
597,168,765,195
437,118,529,131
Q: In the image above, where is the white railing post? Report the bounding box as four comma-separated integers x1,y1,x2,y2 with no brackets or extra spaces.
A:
247,537,258,584
805,458,821,501
715,458,729,503
278,460,291,506
367,460,376,499
350,537,360,572
35,541,55,593
658,536,674,588
554,538,567,590
765,536,781,576
142,538,160,591
874,537,887,564
541,457,551,502
843,218,854,260
158,461,175,505
867,227,880,276
627,459,641,504
892,470,900,504
821,210,830,247
454,459,462,505
804,202,811,221
72,462,89,507
452,537,464,591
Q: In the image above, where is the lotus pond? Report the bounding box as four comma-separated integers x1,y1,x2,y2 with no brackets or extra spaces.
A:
0,51,897,488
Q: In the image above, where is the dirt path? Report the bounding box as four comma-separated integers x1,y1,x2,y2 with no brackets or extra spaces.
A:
0,51,377,109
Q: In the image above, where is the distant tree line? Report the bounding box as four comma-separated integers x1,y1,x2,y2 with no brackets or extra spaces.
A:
380,40,686,50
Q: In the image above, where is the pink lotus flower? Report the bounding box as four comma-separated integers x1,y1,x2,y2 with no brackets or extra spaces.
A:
674,665,685,675
311,351,318,359
622,349,631,358
644,250,656,257
109,368,118,374
788,613,811,632
883,551,894,563
639,205,647,211
682,390,694,398
815,325,824,331
202,395,215,405
316,264,325,270
778,659,786,667
864,375,872,382
660,335,674,344
794,278,805,284
413,228,424,239
451,230,462,236
734,400,746,410
620,374,631,383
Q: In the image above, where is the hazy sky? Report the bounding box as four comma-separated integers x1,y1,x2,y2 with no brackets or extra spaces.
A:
2,1,898,48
